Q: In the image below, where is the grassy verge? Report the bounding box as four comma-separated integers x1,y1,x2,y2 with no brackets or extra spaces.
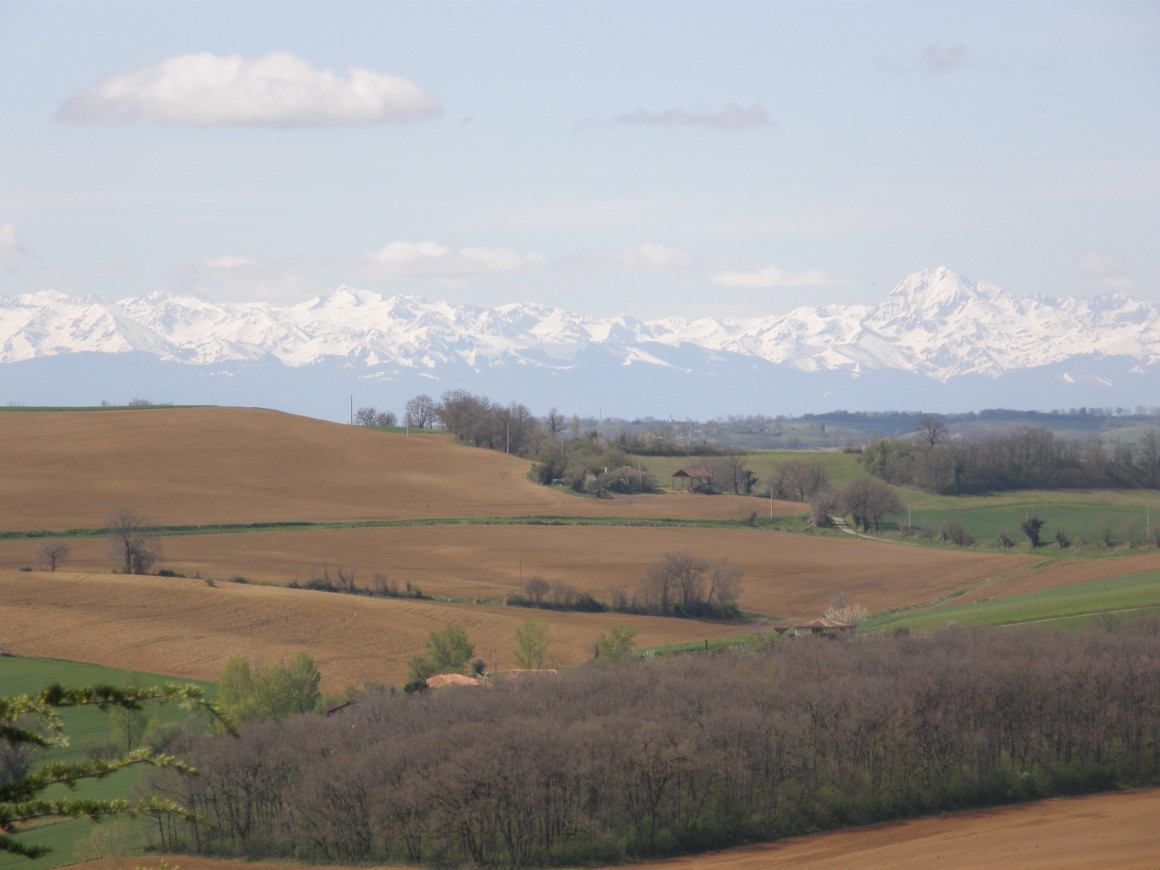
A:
0,659,215,870
862,571,1160,634
0,513,816,543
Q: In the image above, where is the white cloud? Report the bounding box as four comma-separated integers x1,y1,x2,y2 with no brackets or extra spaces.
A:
583,102,771,131
0,222,36,274
177,255,321,301
919,43,976,74
1075,252,1134,290
594,243,697,272
710,263,849,289
59,52,442,127
359,241,547,279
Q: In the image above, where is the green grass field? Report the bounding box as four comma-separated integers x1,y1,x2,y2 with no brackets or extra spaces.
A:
0,658,215,870
863,571,1160,633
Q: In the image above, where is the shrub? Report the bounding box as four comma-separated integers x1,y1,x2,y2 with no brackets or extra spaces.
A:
1021,513,1044,547
1055,529,1071,549
939,519,974,547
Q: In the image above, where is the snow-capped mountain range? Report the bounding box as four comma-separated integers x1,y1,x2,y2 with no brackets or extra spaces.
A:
2,267,1158,419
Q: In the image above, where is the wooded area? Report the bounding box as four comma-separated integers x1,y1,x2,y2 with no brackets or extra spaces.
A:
863,427,1160,494
151,620,1160,867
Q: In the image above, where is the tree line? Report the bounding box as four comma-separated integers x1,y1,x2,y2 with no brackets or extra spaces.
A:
862,426,1160,494
150,619,1160,867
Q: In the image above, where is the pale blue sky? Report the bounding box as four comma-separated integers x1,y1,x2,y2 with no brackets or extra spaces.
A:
1,0,1157,318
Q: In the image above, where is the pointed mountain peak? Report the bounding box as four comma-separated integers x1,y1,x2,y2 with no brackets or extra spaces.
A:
887,267,978,307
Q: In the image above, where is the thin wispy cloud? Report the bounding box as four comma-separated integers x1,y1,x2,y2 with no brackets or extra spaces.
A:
1075,252,1135,290
358,241,547,280
59,52,443,127
710,263,849,289
587,243,697,272
919,43,976,74
177,254,322,301
581,102,771,131
0,223,36,274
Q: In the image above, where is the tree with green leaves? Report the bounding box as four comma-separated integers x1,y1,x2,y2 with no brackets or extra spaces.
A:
512,619,550,670
594,625,636,662
407,625,475,682
217,652,322,724
0,683,225,859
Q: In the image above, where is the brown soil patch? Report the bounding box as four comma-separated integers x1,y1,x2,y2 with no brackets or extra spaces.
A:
0,525,1032,621
0,408,793,531
86,789,1160,869
0,570,751,692
621,788,1160,869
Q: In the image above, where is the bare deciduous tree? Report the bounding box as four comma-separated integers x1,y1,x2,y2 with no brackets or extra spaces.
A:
37,540,70,572
918,413,948,447
403,394,437,430
107,507,161,574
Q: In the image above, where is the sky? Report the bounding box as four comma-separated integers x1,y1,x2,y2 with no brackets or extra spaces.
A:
1,0,1157,320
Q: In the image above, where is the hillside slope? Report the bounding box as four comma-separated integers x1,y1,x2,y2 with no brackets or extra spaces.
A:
0,407,783,530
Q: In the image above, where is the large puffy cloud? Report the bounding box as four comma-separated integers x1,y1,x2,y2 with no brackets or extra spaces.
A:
710,263,848,289
1075,252,1134,290
0,223,36,274
359,241,547,279
59,52,442,126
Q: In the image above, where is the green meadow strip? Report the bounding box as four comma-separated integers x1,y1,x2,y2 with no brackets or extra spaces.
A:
0,515,798,541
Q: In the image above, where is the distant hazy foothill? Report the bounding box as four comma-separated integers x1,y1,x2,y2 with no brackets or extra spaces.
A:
1,267,1158,418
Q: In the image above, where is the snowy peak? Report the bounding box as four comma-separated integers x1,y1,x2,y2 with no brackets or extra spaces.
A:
0,269,1158,383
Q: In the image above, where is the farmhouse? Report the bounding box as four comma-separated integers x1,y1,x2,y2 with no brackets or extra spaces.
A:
672,466,713,490
794,618,856,639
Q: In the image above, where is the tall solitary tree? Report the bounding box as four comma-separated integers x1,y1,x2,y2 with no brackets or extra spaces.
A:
107,507,161,574
36,541,70,572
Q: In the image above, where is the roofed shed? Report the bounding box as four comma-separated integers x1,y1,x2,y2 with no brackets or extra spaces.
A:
672,467,713,490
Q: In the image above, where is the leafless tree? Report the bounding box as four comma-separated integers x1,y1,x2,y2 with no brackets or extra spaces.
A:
522,576,550,606
839,476,902,532
37,540,70,572
403,394,437,429
918,413,948,447
107,507,161,574
705,558,742,611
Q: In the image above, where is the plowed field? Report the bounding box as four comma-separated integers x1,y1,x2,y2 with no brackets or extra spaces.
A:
0,524,1034,618
623,788,1160,869
0,569,752,692
0,408,785,529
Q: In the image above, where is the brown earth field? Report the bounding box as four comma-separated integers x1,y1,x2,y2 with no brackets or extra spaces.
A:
84,789,1160,869
0,407,786,530
0,525,1039,620
0,570,754,692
